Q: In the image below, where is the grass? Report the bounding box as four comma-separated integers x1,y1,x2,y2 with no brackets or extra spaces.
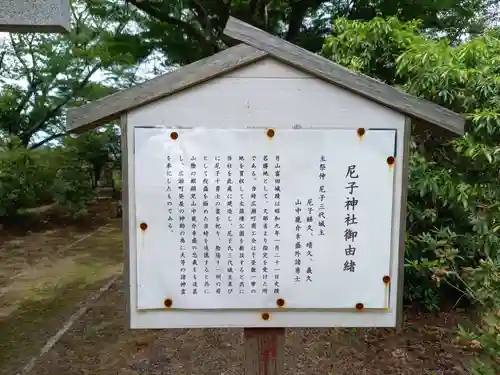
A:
30,277,477,375
0,200,480,374
0,279,112,372
0,201,123,375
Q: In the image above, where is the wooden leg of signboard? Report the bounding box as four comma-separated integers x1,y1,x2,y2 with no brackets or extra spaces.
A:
243,328,285,375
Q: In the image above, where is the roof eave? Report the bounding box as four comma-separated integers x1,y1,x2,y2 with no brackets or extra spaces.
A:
66,43,268,133
223,17,466,136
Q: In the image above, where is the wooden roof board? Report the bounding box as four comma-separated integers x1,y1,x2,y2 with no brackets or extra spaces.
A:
66,43,267,133
223,17,465,135
0,0,70,33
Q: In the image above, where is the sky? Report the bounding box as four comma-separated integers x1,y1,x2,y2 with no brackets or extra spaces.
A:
0,27,169,146
0,31,164,87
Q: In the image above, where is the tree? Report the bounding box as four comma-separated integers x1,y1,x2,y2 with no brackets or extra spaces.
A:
123,0,497,66
322,16,500,372
0,137,53,217
0,0,152,148
63,124,120,189
0,135,98,218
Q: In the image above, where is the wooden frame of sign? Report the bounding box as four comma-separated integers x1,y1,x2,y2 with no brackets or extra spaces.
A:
0,0,70,33
66,17,465,375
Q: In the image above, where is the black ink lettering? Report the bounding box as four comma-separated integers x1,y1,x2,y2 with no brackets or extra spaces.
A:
345,165,358,179
344,197,359,211
345,181,359,195
344,213,358,226
343,260,356,272
345,245,356,256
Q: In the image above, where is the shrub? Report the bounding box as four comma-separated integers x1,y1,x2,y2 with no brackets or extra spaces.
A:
0,137,53,217
0,136,96,218
323,17,500,373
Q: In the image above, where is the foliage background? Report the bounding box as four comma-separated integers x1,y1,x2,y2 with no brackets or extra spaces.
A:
1,0,500,372
321,16,500,372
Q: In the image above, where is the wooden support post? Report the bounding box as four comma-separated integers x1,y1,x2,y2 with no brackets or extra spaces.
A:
244,328,285,375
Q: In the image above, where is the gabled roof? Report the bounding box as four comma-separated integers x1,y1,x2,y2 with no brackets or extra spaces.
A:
66,43,267,133
67,17,465,135
223,17,464,135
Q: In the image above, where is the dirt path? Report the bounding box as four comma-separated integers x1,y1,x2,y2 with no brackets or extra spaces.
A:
0,204,123,375
30,277,475,375
0,200,478,375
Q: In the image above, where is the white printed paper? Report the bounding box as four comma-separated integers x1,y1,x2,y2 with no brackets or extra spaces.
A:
134,128,396,310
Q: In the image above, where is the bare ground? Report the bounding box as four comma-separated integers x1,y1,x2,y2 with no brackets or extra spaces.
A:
0,200,122,374
30,277,476,375
0,200,479,375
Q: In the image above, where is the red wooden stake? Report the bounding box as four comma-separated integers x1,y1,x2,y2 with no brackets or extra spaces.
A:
244,328,285,375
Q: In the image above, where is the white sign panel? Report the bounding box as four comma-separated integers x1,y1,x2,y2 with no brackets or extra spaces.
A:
134,128,396,312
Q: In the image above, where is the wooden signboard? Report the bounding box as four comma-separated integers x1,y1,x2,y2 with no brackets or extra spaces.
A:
66,16,465,375
132,127,399,327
